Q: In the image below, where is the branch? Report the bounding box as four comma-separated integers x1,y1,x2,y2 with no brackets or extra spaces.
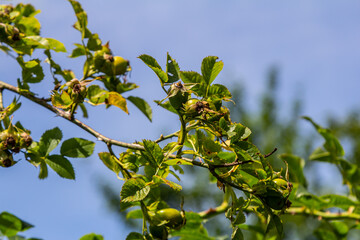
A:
287,207,360,221
264,148,277,158
0,81,144,150
209,159,253,168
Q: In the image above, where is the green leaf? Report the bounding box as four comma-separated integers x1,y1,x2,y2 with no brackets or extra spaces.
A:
17,57,44,83
231,226,244,240
87,33,102,51
207,84,232,100
60,138,95,158
69,44,86,58
38,127,62,156
45,155,75,179
46,38,67,52
279,154,307,187
38,161,48,179
228,123,251,142
107,92,128,113
126,209,143,219
68,0,89,39
154,100,177,114
98,152,121,175
314,228,337,240
51,91,73,109
303,116,344,157
0,212,33,237
0,98,21,121
201,56,223,85
142,140,164,166
166,52,180,83
153,175,182,191
138,54,168,85
180,71,204,84
79,233,104,240
120,178,151,202
86,85,108,105
17,16,40,35
125,232,144,240
127,96,152,122
164,159,193,166
330,221,349,237
266,215,283,238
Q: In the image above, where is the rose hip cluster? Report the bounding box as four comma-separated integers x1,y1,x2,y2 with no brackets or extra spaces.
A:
0,124,32,168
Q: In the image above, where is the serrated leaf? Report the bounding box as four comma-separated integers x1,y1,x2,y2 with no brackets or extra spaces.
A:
180,71,204,84
46,38,67,52
38,127,62,156
142,140,164,166
68,0,89,39
201,56,223,85
86,85,108,105
138,54,168,85
87,33,102,51
208,84,232,100
0,212,33,237
166,53,180,83
107,92,128,113
51,91,73,109
98,152,120,175
69,44,86,58
60,138,95,158
79,233,104,240
127,96,152,122
120,178,151,202
153,175,182,191
45,155,75,179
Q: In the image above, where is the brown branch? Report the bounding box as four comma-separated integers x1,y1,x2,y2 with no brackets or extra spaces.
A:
209,159,253,168
264,148,277,158
0,80,144,150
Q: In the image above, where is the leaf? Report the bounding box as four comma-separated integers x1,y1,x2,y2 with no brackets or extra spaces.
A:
38,127,63,157
68,0,89,39
79,233,104,240
266,215,283,238
127,96,152,122
142,140,164,166
279,154,307,187
86,85,108,105
314,228,337,240
87,33,102,51
17,57,44,83
303,116,344,157
153,175,182,191
231,226,244,240
120,178,151,202
154,100,177,114
126,232,144,240
208,84,232,100
69,44,86,58
164,159,193,166
107,92,128,113
45,38,67,52
98,152,121,175
201,56,223,85
0,98,21,121
60,138,95,158
166,52,180,83
51,91,73,109
17,16,40,35
126,209,143,219
0,212,33,237
45,155,75,180
38,161,48,179
330,221,349,237
138,54,168,85
180,71,204,84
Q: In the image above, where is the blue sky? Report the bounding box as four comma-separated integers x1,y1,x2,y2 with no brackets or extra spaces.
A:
1,1,360,239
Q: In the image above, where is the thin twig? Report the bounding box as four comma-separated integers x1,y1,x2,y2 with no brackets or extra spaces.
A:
209,159,253,168
264,148,277,158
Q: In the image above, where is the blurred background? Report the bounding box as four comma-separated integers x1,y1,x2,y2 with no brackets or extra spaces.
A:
1,0,360,239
